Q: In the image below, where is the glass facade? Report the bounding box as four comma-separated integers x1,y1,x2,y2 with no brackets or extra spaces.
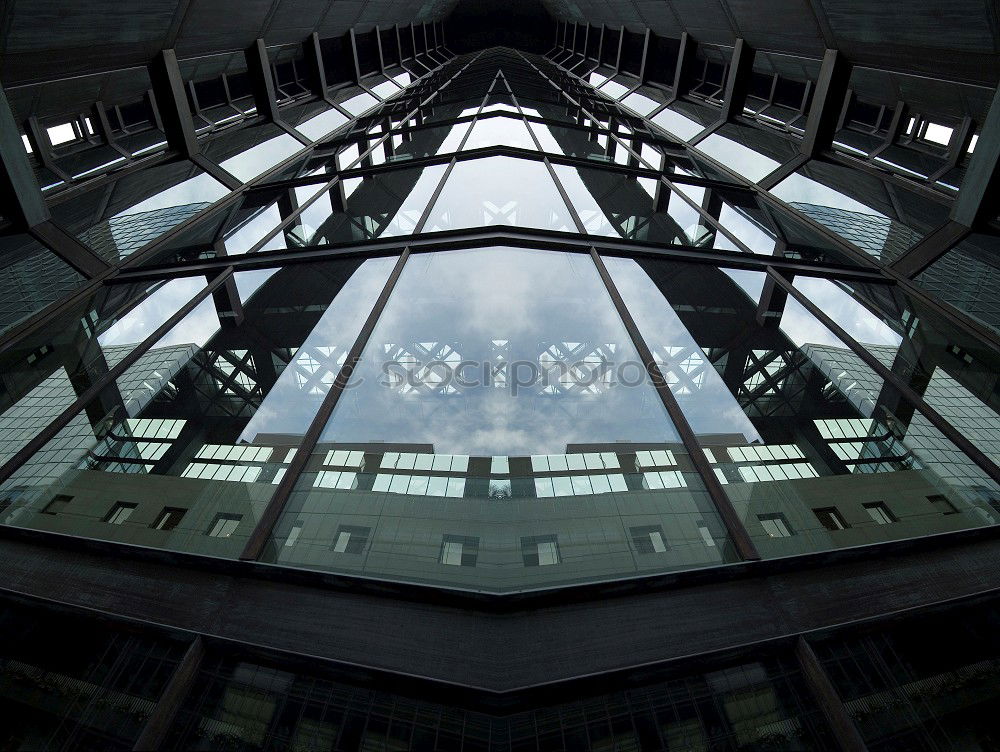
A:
2,41,999,595
3,16,1000,748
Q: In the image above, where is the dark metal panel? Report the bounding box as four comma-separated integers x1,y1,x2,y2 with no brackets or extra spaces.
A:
951,84,1000,228
245,38,281,122
800,48,851,157
148,49,200,158
795,637,869,752
0,85,50,228
132,637,205,751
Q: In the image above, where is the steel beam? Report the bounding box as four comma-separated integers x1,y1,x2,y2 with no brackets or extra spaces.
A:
245,38,281,123
951,84,1000,228
0,84,50,228
29,220,110,278
718,38,755,123
132,637,205,751
795,638,869,752
800,49,852,158
149,49,199,158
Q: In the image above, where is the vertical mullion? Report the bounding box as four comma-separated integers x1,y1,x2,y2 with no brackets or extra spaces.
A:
132,637,206,751
589,247,760,561
794,637,869,752
239,248,412,560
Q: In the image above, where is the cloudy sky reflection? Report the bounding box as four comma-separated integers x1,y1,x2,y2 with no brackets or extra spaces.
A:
319,248,681,456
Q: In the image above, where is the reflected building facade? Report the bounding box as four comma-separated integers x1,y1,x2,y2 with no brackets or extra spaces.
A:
1,3,1000,750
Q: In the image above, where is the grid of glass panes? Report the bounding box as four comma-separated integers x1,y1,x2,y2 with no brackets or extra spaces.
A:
1,46,999,594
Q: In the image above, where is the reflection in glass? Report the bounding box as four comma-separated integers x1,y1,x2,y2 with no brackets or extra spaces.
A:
264,247,735,589
651,106,704,141
296,108,349,141
219,132,303,182
0,259,396,560
461,116,537,151
697,129,782,183
604,256,997,560
424,157,576,232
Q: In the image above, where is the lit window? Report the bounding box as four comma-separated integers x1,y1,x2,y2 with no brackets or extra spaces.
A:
758,513,793,538
206,513,242,538
695,522,716,547
522,535,560,566
863,502,897,525
928,495,959,516
152,507,186,531
47,122,77,146
814,507,849,531
631,525,668,554
922,122,953,146
332,525,370,553
283,522,303,547
440,535,479,566
104,502,137,525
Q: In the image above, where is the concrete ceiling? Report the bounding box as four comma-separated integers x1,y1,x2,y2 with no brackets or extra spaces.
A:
0,1,996,124
540,0,1000,87
0,0,459,86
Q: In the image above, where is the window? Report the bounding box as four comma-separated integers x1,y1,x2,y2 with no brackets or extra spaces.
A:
206,513,242,538
522,535,560,566
42,495,73,516
814,507,849,531
631,525,668,554
332,525,370,554
104,502,137,525
697,521,716,547
928,495,959,515
151,507,186,531
439,535,479,566
284,522,303,547
757,513,793,538
863,502,897,525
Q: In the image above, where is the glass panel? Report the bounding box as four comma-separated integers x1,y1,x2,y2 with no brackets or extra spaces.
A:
805,275,1000,502
0,258,397,559
0,232,86,335
461,115,537,151
296,107,349,141
552,163,717,243
621,91,660,116
651,104,708,141
168,643,833,751
697,124,788,182
814,598,1000,751
203,124,303,183
287,164,449,244
338,92,379,116
915,232,1000,334
771,160,950,263
264,247,736,590
423,156,576,232
604,256,996,561
51,161,229,264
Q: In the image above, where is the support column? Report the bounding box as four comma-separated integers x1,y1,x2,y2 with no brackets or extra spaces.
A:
0,85,50,228
800,49,852,158
951,83,1000,228
132,637,206,751
246,38,281,123
795,637,868,752
718,38,755,123
149,49,200,158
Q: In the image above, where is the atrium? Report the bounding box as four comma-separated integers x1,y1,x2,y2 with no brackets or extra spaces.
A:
0,1,999,749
